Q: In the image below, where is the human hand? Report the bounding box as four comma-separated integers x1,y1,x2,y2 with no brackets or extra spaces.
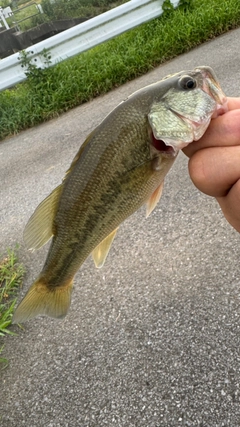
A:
183,98,240,232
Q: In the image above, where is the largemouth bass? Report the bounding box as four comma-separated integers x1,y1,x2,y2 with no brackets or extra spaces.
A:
13,66,227,323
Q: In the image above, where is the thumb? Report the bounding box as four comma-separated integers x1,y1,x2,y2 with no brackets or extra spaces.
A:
188,146,240,197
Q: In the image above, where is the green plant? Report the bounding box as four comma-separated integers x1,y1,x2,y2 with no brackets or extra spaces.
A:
0,0,11,7
179,0,194,12
19,48,52,80
162,0,175,18
0,345,8,369
0,248,25,365
0,0,239,140
41,0,118,20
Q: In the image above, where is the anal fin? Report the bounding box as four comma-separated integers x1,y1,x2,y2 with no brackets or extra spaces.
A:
146,182,164,218
92,228,118,268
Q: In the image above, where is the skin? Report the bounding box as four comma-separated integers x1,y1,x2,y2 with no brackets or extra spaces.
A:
183,97,240,232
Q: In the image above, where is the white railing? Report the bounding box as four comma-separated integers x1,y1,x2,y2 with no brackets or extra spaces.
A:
0,0,179,91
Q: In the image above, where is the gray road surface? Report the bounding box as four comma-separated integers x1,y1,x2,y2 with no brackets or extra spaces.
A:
1,28,240,426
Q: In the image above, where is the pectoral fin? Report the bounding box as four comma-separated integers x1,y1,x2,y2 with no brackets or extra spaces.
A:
24,185,62,251
92,228,119,268
146,182,164,218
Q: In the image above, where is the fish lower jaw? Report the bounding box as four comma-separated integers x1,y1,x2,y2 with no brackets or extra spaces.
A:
153,120,210,150
162,147,179,158
160,135,195,151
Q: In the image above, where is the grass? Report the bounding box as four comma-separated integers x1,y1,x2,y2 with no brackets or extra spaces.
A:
2,0,127,31
0,248,25,368
0,0,240,140
5,1,45,31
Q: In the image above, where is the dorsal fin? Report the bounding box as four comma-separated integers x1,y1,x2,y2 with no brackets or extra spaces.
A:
146,182,164,218
23,185,62,251
92,228,118,268
23,131,96,252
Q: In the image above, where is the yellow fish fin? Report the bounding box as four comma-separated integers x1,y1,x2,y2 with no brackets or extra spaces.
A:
12,277,73,324
146,182,164,218
92,228,119,268
24,185,62,251
24,131,96,252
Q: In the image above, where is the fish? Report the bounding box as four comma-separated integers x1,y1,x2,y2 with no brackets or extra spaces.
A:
12,66,228,323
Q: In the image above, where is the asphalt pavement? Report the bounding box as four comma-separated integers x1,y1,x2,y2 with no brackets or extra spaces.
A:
1,28,240,426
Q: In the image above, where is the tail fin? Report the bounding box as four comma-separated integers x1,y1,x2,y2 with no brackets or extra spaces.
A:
12,278,73,324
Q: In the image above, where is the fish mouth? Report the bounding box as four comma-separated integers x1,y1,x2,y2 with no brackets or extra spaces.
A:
151,131,176,156
175,67,228,145
151,111,212,157
150,66,228,157
196,66,228,117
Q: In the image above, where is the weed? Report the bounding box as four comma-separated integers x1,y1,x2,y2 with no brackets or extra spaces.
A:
19,48,52,79
162,0,175,18
178,0,194,12
0,248,25,366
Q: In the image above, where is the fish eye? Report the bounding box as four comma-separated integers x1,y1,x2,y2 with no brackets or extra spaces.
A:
179,76,197,90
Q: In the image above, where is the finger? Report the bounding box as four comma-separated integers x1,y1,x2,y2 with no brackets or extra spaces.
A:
183,109,240,158
227,97,240,110
188,146,240,197
217,179,240,233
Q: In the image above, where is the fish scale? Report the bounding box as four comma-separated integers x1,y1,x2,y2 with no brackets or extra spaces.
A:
44,127,169,285
13,66,228,323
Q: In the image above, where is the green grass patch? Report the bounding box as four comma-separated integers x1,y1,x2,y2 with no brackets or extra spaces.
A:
0,0,239,140
0,248,25,368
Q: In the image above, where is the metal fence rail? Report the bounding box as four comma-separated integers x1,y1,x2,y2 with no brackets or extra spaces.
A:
0,0,179,91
